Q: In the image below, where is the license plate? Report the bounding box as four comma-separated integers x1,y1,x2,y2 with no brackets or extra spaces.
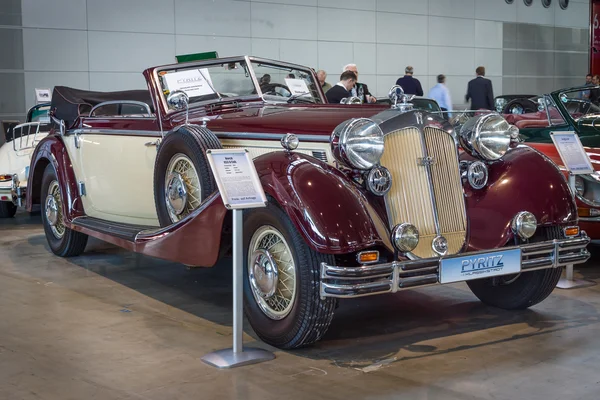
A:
439,249,522,284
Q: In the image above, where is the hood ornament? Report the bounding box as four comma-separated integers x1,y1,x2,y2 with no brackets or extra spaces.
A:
388,85,413,112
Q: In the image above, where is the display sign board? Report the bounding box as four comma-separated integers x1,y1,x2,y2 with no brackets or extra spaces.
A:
439,248,521,284
284,78,310,96
163,69,215,98
550,132,594,175
207,149,267,210
34,88,52,104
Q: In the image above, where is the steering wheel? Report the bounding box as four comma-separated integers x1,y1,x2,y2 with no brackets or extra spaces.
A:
261,83,292,96
502,98,538,115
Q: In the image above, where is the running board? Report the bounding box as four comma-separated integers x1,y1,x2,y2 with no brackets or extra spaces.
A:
71,216,157,242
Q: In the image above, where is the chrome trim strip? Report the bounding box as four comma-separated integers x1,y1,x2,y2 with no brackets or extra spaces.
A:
68,128,161,137
579,216,600,222
418,125,441,236
319,233,591,299
89,100,152,117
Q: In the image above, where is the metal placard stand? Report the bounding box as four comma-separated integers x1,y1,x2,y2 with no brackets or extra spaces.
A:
550,132,596,289
202,149,275,368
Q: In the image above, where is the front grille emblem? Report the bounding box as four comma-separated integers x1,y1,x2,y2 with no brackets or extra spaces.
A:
417,156,436,166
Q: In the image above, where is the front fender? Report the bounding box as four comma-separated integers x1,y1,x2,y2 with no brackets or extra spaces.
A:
464,145,577,251
26,134,83,224
253,152,392,254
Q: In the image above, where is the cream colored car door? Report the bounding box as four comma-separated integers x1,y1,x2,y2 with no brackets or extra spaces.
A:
66,126,161,227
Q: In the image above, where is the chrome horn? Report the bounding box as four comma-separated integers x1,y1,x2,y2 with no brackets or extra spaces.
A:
388,85,413,112
167,90,190,124
340,96,363,105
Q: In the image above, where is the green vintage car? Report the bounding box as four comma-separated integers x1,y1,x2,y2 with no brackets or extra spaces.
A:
502,86,600,148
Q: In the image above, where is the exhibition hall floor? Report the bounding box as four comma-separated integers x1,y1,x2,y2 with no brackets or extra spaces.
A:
1,211,599,400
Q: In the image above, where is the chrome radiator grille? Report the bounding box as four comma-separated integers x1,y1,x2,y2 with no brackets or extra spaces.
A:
380,127,467,258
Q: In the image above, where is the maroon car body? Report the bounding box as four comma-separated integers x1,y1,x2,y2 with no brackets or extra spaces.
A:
27,56,590,349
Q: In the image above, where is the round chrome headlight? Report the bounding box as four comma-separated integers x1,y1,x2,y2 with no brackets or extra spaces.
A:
367,166,392,196
511,211,537,240
574,176,585,197
467,161,488,189
331,118,384,170
392,223,419,253
495,98,507,113
459,114,511,161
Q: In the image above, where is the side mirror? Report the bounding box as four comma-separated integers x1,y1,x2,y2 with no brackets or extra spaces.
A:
167,90,190,124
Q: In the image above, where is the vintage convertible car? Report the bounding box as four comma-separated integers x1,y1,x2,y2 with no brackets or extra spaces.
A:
494,94,538,114
27,56,590,349
0,103,51,217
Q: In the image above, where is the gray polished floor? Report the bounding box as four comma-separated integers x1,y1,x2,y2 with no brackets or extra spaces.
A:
1,210,599,400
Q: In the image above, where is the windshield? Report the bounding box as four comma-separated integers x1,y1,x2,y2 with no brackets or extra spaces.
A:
157,59,323,110
557,88,600,121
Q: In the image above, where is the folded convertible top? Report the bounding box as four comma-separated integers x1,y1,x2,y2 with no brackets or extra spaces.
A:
50,86,154,128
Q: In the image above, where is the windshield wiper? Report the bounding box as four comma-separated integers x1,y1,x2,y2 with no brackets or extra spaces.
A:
287,92,315,104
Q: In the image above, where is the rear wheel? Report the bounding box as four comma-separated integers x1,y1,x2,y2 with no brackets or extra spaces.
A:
243,202,336,349
467,230,563,310
41,164,88,257
0,201,16,218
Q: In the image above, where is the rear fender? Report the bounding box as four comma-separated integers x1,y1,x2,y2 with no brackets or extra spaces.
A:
26,134,83,224
464,145,577,251
253,151,392,254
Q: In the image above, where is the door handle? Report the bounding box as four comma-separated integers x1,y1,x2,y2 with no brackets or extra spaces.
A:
145,139,160,147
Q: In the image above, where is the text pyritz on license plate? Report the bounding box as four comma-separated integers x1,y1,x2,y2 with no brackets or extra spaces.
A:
439,249,521,284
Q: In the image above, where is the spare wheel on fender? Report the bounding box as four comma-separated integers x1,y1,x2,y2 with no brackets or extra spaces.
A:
154,125,222,226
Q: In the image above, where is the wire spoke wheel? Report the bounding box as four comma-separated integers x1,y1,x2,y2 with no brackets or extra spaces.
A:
45,180,65,239
165,153,201,223
248,225,297,320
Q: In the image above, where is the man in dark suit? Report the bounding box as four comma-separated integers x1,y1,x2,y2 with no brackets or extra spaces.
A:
395,66,423,96
325,71,357,104
466,66,494,110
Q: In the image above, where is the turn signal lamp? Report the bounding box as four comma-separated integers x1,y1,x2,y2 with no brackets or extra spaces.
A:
564,226,580,237
578,208,600,218
357,251,379,264
0,175,12,182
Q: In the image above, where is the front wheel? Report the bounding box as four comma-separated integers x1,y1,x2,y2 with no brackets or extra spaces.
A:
467,230,564,310
0,201,17,218
40,164,88,257
243,202,336,349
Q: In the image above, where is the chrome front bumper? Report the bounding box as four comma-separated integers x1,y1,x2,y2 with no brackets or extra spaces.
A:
320,234,591,299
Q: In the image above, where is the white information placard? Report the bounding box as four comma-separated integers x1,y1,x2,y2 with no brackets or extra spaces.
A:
284,78,310,96
207,149,267,210
164,69,215,98
35,88,52,103
550,132,594,175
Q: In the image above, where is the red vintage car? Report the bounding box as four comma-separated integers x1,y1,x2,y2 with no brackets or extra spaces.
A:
27,56,590,349
526,142,600,242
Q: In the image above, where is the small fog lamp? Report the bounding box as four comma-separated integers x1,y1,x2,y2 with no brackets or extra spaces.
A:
511,211,537,240
392,223,419,253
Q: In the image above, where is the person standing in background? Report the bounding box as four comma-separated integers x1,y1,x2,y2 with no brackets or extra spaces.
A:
343,64,376,103
465,66,494,110
316,70,332,93
582,74,593,99
395,66,423,96
325,71,357,104
428,74,452,118
590,75,600,105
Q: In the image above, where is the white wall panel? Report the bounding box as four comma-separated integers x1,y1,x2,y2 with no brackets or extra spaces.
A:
176,0,251,37
317,41,353,76
429,16,475,47
24,71,88,109
475,20,503,49
253,0,317,5
252,3,317,40
474,0,517,22
554,1,590,29
376,0,428,15
89,32,175,72
22,0,86,29
377,44,428,76
176,35,251,58
318,0,375,11
516,0,554,26
429,46,474,76
357,74,377,96
280,40,318,68
317,8,376,43
89,73,148,92
252,38,280,60
353,43,377,75
23,29,88,71
429,0,475,19
445,76,471,107
474,48,502,76
88,0,175,34
375,75,399,98
377,12,428,45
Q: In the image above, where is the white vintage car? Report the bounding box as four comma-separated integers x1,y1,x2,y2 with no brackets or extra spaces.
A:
0,104,51,217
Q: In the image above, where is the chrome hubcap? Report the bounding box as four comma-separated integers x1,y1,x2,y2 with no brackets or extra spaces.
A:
250,249,279,298
248,226,296,320
165,154,201,223
45,180,65,239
